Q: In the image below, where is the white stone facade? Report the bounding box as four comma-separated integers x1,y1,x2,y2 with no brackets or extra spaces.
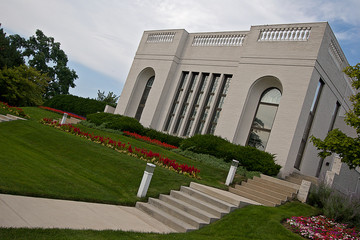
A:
115,22,355,179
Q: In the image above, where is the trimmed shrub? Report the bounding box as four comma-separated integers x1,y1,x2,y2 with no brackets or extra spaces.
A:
87,112,144,134
143,128,183,147
180,134,281,176
86,112,183,147
43,94,107,117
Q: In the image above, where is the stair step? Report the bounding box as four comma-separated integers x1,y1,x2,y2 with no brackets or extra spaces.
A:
254,176,298,195
247,178,296,198
6,114,26,120
189,182,257,207
241,181,289,201
148,197,207,229
260,174,300,191
159,194,218,223
136,202,196,233
229,187,277,207
289,172,319,185
181,186,237,213
0,115,13,122
170,190,227,218
285,176,303,185
234,185,282,205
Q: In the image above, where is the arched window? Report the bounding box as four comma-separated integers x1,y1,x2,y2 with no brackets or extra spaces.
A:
135,76,154,121
247,88,281,151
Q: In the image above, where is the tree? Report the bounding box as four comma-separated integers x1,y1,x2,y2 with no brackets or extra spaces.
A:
311,63,360,169
0,65,50,106
96,90,119,106
9,29,77,98
0,25,24,69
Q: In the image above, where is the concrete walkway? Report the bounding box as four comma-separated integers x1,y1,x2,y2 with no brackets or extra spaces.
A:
0,194,175,233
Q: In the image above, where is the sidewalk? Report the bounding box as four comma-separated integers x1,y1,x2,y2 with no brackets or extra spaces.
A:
0,194,174,233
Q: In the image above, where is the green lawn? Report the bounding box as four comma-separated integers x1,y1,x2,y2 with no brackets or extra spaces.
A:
0,202,318,240
0,108,228,205
0,107,318,239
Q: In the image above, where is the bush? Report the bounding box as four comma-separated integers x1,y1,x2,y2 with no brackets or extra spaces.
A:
171,148,261,179
43,94,106,117
180,134,281,176
87,112,144,133
180,134,229,157
307,183,360,228
143,128,183,147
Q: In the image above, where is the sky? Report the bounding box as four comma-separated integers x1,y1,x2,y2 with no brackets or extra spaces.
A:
1,0,359,99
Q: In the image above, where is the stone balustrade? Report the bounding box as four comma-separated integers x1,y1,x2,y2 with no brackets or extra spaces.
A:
192,34,246,46
146,32,175,43
258,27,311,41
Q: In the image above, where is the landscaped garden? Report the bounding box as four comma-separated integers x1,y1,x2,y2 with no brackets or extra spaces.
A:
0,104,359,239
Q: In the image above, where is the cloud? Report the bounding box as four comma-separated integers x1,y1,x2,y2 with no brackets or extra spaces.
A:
1,0,359,89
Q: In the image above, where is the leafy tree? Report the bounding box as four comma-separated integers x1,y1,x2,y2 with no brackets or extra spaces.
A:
0,65,49,106
96,90,119,106
9,29,77,98
311,63,360,169
0,25,24,69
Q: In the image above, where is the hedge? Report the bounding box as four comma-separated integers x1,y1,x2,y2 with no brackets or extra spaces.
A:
43,95,107,117
180,134,281,176
86,112,183,147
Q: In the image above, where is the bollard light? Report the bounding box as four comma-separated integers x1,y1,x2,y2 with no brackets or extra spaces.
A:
225,159,239,186
137,163,156,198
61,113,68,124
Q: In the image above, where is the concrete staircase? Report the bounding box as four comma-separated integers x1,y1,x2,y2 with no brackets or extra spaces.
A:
285,172,319,185
229,174,301,207
136,182,260,232
0,114,27,122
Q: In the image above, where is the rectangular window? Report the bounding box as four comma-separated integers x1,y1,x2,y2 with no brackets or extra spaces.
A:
183,73,209,136
195,74,220,134
294,79,324,170
315,101,340,177
173,72,199,134
163,72,189,132
207,75,232,134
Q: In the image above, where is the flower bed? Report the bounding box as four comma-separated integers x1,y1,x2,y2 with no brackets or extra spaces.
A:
39,106,86,120
286,215,360,239
123,131,178,149
0,102,28,118
41,118,200,178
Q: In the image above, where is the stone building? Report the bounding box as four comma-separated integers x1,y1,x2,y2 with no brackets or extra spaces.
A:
114,22,359,196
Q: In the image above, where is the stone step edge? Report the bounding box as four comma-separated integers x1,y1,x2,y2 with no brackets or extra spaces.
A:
260,174,300,191
148,197,207,229
181,186,237,212
189,182,261,207
235,185,283,205
247,178,297,197
136,202,195,233
229,187,277,207
170,190,228,218
240,182,289,201
159,194,219,223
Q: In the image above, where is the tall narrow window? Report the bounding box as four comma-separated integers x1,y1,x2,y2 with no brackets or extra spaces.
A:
195,74,220,134
247,88,282,151
207,75,232,134
183,73,209,136
163,72,189,132
315,101,340,177
294,80,324,169
135,76,154,121
173,73,199,134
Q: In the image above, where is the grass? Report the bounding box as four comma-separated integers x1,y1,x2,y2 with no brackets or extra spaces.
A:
0,107,228,205
0,201,318,239
0,107,319,239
